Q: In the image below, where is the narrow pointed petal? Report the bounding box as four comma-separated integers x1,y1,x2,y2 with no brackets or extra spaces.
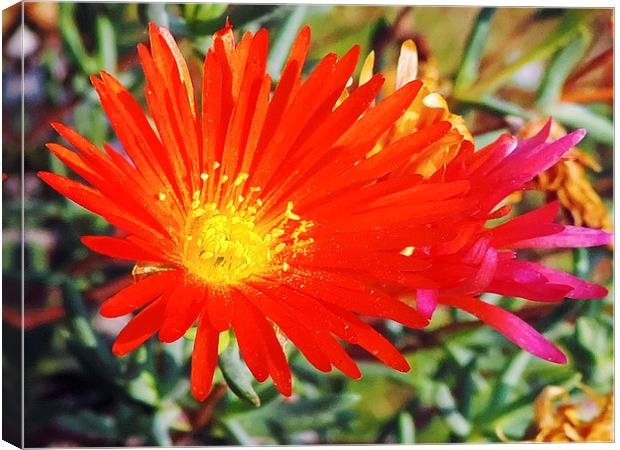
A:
511,226,613,249
100,270,180,317
441,296,567,364
112,298,167,356
191,316,220,401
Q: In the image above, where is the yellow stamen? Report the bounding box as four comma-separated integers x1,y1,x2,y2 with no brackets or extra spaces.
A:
400,246,415,256
234,173,249,186
182,196,314,285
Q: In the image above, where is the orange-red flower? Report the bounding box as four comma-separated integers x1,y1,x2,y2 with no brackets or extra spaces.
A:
40,23,611,401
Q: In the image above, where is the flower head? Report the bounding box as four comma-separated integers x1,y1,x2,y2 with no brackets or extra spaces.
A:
532,384,613,442
40,22,611,400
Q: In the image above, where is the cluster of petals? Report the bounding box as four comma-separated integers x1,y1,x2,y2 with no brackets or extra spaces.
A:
39,22,611,400
515,119,612,232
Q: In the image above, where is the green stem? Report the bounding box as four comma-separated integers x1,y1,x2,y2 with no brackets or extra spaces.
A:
454,8,495,95
469,10,590,96
457,95,535,120
396,411,416,444
535,28,590,110
96,16,118,74
267,5,309,80
547,102,613,145
59,3,99,75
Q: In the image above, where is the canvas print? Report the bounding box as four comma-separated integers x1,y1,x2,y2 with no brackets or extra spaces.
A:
2,2,614,446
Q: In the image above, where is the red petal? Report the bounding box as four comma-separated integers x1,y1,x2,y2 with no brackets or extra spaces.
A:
232,299,271,382
220,29,269,188
488,201,561,248
159,280,203,343
205,287,235,332
256,284,362,379
46,143,100,181
39,172,162,242
274,269,428,329
233,291,292,395
191,316,220,401
321,302,410,372
241,285,332,372
81,236,165,262
112,297,167,356
100,270,180,318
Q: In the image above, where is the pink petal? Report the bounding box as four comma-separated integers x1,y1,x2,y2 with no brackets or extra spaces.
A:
489,259,574,302
486,129,586,197
490,259,607,301
510,119,553,157
441,295,567,364
526,261,608,299
515,129,586,176
488,201,561,248
474,135,518,177
416,289,438,319
512,226,613,249
448,246,498,296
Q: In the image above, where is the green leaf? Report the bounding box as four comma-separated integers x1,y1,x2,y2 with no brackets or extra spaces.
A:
228,5,279,31
485,351,530,413
455,358,478,419
152,407,177,446
575,317,607,351
183,3,228,37
445,342,475,367
219,343,261,407
536,28,591,110
221,419,257,445
474,128,508,148
548,102,613,145
56,411,118,440
471,10,591,96
569,316,610,385
96,16,117,74
435,384,471,438
396,411,416,444
61,279,121,380
573,247,590,279
459,95,536,120
184,3,228,22
122,344,150,379
157,340,191,400
59,3,98,74
126,370,160,407
184,326,197,341
454,8,495,95
267,5,309,80
146,4,188,35
224,394,360,436
146,3,170,27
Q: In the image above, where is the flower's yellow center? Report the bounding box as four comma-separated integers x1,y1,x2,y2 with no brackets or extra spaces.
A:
176,172,313,285
184,211,274,284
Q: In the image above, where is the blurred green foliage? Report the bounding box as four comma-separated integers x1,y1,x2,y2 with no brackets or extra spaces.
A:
2,3,613,446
